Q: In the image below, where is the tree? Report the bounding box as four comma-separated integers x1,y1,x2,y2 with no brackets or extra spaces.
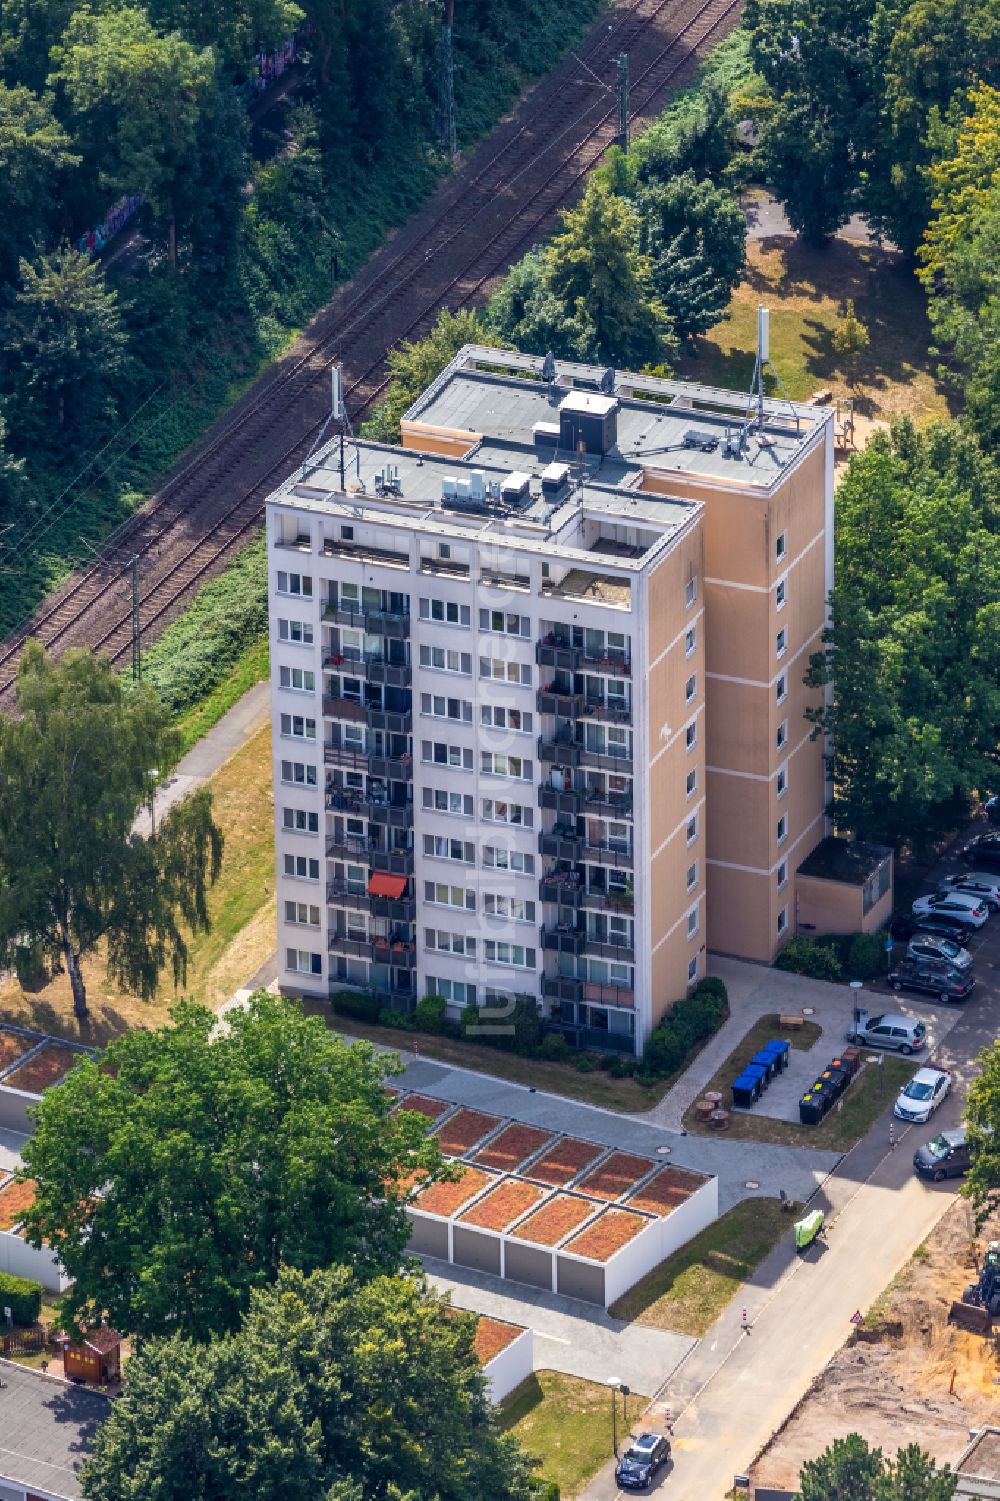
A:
4,247,127,439
52,5,220,265
0,85,79,284
639,171,746,340
144,0,301,79
20,993,444,1339
963,1040,1000,1225
797,1434,957,1501
806,421,1000,846
918,85,1000,449
363,307,499,442
831,298,870,383
80,1265,538,1501
0,642,222,1020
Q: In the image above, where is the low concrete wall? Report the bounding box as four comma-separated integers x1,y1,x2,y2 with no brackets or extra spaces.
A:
482,1326,533,1404
0,1230,68,1294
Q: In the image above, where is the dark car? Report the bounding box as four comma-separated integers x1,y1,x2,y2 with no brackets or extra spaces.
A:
892,913,971,946
913,1128,971,1181
615,1433,671,1491
890,958,975,1003
963,833,1000,871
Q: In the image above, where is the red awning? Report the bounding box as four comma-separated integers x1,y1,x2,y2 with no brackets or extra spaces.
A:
368,873,407,899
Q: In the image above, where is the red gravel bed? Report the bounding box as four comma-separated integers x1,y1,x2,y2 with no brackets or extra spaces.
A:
576,1151,654,1202
474,1316,526,1364
4,1043,81,1094
472,1123,553,1173
565,1209,648,1262
411,1167,495,1218
458,1179,546,1232
511,1193,597,1247
627,1164,709,1217
527,1137,605,1187
432,1108,502,1156
0,1030,34,1073
394,1092,451,1121
0,1177,36,1231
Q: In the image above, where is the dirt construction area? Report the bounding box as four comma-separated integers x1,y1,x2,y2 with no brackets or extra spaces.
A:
752,1198,1000,1490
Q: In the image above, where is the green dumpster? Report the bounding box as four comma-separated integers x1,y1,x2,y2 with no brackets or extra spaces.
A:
794,1209,825,1251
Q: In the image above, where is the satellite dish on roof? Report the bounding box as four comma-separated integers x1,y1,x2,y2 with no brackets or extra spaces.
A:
600,366,616,395
542,351,556,383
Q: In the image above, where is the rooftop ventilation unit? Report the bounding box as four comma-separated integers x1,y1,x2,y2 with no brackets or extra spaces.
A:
682,429,720,453
541,461,570,500
501,471,532,509
533,420,561,450
558,390,619,457
374,464,402,496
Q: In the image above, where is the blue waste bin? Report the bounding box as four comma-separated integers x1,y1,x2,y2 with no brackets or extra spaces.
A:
762,1039,790,1072
731,1070,761,1108
744,1061,770,1092
751,1048,779,1081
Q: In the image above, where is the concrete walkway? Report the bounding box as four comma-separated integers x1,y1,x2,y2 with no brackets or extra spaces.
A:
422,1256,695,1395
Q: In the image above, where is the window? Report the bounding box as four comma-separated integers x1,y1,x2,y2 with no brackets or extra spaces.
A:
424,882,476,911
776,719,788,751
277,571,312,597
285,901,320,926
420,692,473,722
776,531,786,562
481,752,532,780
283,807,319,834
419,644,471,675
776,577,787,610
684,576,697,609
425,929,475,956
777,860,788,890
777,814,788,844
685,722,697,751
686,814,698,845
286,948,322,976
280,713,316,741
776,628,787,658
776,763,788,798
688,956,699,984
777,906,788,935
419,598,470,627
283,854,319,880
279,665,316,693
341,525,354,541
776,674,787,704
481,705,532,734
484,895,535,922
685,673,696,704
422,788,474,818
686,861,698,891
439,543,451,559
278,619,314,645
484,940,536,969
686,768,697,797
479,609,530,637
480,657,531,686
423,834,475,864
482,799,533,828
280,760,317,787
687,907,699,938
425,976,476,1006
684,625,696,657
421,741,473,770
484,846,535,874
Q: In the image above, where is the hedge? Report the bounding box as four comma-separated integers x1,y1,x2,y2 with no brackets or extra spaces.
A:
776,931,888,983
331,990,383,1023
0,1270,42,1325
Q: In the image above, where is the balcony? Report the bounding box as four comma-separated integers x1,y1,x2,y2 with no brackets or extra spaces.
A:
326,833,375,860
324,745,412,780
368,847,415,878
419,557,470,580
584,981,635,1010
537,687,585,717
326,792,412,829
541,925,587,956
539,874,583,907
580,698,631,724
323,695,367,724
323,539,410,571
326,881,370,911
537,735,582,768
537,638,631,677
540,786,633,818
367,705,412,735
324,651,411,689
581,840,634,870
579,887,634,915
542,975,584,1003
328,929,417,968
323,602,410,638
539,786,584,816
579,745,633,774
539,827,585,860
584,937,635,963
544,1021,635,1057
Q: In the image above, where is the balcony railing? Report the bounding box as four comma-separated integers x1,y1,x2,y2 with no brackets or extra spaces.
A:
367,706,412,735
584,937,635,963
326,834,375,859
330,931,416,967
326,792,412,828
323,695,367,723
324,652,411,688
541,978,635,1010
368,848,415,877
541,925,587,956
537,688,585,717
581,840,633,870
539,828,585,860
537,639,631,677
580,887,634,915
539,875,584,907
540,786,633,818
324,746,412,780
326,883,416,923
580,699,631,724
539,786,584,815
538,736,582,767
544,1020,635,1056
323,603,410,638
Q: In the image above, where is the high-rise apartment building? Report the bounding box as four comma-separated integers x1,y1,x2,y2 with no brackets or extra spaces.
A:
267,346,835,1054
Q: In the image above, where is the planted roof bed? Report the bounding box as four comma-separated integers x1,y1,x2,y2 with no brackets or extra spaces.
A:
564,1209,648,1262
575,1151,653,1201
458,1179,546,1232
0,1176,36,1231
432,1108,502,1155
393,1091,451,1121
527,1137,605,1187
412,1166,495,1218
627,1164,711,1217
472,1123,553,1173
511,1193,596,1247
5,1042,82,1094
473,1315,526,1365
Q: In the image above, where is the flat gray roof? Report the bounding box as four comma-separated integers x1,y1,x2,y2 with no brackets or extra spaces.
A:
0,1358,107,1499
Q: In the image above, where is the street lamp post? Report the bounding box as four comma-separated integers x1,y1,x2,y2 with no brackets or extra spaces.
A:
607,1374,621,1457
148,768,160,837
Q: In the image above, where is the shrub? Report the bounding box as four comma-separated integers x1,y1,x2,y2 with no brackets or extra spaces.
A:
847,931,886,981
692,976,727,1006
643,984,728,1080
574,1056,595,1073
536,1031,572,1062
331,990,382,1023
378,1009,413,1029
0,1271,41,1325
775,935,844,982
413,993,448,1034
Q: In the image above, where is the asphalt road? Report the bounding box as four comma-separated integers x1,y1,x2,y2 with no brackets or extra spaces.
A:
581,828,1000,1500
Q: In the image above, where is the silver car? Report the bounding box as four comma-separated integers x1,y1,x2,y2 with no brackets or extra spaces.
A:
845,1010,927,1055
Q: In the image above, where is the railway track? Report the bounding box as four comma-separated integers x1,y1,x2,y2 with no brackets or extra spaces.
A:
0,0,742,702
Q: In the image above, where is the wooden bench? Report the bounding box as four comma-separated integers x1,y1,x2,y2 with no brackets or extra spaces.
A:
778,1013,805,1030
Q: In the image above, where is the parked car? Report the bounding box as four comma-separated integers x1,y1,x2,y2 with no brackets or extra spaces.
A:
985,795,1000,825
894,1066,952,1124
913,1128,971,1181
906,933,973,970
890,958,974,1003
938,873,1000,910
845,1011,927,1054
963,833,1000,871
911,892,989,929
615,1433,671,1491
892,912,971,945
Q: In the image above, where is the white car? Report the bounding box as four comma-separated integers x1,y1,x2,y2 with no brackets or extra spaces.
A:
938,873,1000,911
912,892,989,929
894,1066,952,1124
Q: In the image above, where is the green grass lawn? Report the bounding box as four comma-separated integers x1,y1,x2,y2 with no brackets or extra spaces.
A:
610,1198,790,1335
682,1013,914,1149
500,1371,649,1499
172,637,270,756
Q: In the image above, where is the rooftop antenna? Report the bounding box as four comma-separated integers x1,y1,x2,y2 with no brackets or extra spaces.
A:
541,350,557,384
305,361,361,491
739,305,801,453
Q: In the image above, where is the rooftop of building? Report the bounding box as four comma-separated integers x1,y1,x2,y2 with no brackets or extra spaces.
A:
954,1427,1000,1498
0,1358,107,1500
797,836,893,886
